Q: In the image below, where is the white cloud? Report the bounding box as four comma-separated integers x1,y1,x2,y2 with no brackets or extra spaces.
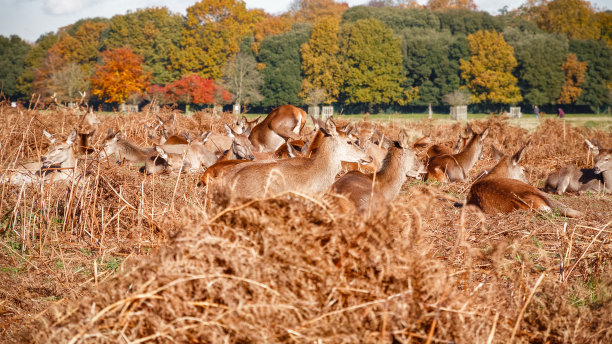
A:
43,0,94,15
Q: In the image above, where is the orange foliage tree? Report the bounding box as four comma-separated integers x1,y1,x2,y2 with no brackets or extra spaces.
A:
557,53,588,104
292,0,348,22
538,0,600,40
251,14,293,53
91,47,150,104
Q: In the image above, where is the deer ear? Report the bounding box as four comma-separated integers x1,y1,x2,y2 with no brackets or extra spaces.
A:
43,129,56,143
398,129,409,148
66,130,77,145
324,119,337,136
585,139,599,155
201,131,212,144
490,144,504,161
465,123,473,135
512,140,530,166
244,123,252,137
114,131,123,140
224,124,235,138
480,127,489,141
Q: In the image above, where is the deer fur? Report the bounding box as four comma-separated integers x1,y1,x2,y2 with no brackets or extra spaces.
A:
220,120,371,202
426,124,489,182
249,105,308,152
330,129,425,215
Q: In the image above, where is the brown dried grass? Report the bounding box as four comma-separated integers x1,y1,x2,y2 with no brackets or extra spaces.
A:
0,106,610,343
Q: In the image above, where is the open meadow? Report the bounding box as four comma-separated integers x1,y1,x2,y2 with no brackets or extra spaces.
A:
1,105,611,343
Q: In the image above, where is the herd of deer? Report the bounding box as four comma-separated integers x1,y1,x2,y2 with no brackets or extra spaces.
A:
3,105,611,219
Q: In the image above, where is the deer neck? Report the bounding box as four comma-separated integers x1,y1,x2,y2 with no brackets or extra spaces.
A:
119,139,148,161
375,147,406,201
305,138,345,192
454,136,480,172
484,157,510,179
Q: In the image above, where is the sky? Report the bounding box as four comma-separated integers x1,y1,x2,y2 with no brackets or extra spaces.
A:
1,0,611,43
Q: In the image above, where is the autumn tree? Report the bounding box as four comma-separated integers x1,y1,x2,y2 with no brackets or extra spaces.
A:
342,6,440,33
538,0,600,40
460,30,522,104
104,7,183,84
426,0,477,11
166,74,232,105
177,0,261,79
557,53,587,104
222,51,262,110
51,19,109,74
251,14,293,53
300,16,342,104
0,35,31,99
90,47,150,104
290,0,348,22
339,19,411,109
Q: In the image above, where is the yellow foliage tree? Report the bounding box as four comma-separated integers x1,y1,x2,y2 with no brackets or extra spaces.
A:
460,30,522,104
300,16,343,104
91,47,150,104
251,14,293,53
557,53,587,104
176,0,261,79
292,0,348,23
426,0,477,10
538,0,600,40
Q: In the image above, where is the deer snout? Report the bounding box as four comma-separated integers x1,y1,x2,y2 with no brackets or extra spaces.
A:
248,154,255,160
359,155,374,165
594,165,602,174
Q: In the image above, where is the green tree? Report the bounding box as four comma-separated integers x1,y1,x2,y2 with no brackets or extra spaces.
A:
342,6,440,33
402,28,468,105
177,0,260,79
300,16,342,104
504,28,568,105
16,32,58,99
339,19,409,109
569,39,612,109
460,30,522,104
104,7,183,84
258,23,312,107
48,62,90,103
426,0,477,11
0,35,31,99
435,9,504,35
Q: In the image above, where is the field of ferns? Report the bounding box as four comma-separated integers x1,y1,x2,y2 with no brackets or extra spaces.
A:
0,104,611,343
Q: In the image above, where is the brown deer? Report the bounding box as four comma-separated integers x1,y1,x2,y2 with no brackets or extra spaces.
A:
99,130,166,174
248,105,308,152
220,120,371,202
156,133,217,172
76,109,101,154
545,139,612,195
4,130,78,184
329,129,425,215
426,124,489,182
466,142,582,217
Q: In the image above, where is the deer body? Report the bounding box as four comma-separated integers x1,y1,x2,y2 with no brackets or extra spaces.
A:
426,125,489,182
330,130,425,214
545,142,611,194
249,105,307,152
221,121,370,202
467,143,582,217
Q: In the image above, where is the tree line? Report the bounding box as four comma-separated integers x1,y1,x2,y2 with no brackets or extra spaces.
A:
0,0,611,113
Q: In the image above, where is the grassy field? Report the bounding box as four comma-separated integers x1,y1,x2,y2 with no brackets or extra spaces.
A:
1,107,611,343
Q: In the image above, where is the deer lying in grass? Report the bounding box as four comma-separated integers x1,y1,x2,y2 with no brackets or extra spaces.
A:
76,109,101,154
426,124,489,182
4,130,78,184
545,139,611,195
99,130,164,174
249,104,308,152
220,120,371,202
466,142,582,217
329,129,425,215
155,132,217,172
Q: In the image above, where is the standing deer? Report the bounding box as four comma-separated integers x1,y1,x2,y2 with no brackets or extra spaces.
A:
248,105,308,152
466,142,582,217
220,120,371,202
4,130,78,184
545,139,612,195
329,129,425,215
426,124,489,182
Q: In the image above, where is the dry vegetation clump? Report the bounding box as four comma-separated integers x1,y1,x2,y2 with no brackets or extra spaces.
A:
1,106,611,343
